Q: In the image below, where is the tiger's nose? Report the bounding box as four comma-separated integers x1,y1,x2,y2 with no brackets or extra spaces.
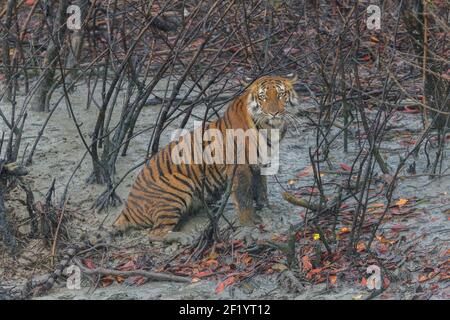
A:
269,111,279,117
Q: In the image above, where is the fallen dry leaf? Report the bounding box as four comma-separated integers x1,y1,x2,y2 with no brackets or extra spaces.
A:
356,242,366,252
339,163,352,172
361,277,367,286
101,276,115,287
271,263,288,272
376,235,396,244
297,166,313,177
215,276,236,294
338,227,351,235
395,198,408,206
302,255,313,271
82,259,96,269
194,270,214,278
118,260,136,271
329,274,337,285
383,277,390,288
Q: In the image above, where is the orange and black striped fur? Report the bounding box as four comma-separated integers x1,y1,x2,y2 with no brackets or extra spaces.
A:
113,75,299,239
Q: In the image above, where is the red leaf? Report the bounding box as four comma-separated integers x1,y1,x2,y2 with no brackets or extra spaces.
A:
297,165,313,177
361,277,367,286
215,276,236,294
302,255,313,271
339,163,352,172
194,271,214,278
383,277,390,288
83,259,96,269
118,260,136,271
404,106,421,114
306,268,322,280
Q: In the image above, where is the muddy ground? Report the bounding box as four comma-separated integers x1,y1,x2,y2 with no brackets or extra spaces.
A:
0,82,449,300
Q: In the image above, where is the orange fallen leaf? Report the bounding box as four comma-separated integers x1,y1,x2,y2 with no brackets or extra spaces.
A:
356,242,366,252
215,276,236,294
418,275,428,283
306,268,322,280
338,227,351,235
101,275,115,287
302,255,313,271
329,274,337,285
376,235,396,244
205,259,219,269
194,271,214,278
395,198,408,206
207,251,219,260
241,255,253,265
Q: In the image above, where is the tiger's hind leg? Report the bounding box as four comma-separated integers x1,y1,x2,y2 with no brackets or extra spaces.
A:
113,204,153,234
147,206,194,245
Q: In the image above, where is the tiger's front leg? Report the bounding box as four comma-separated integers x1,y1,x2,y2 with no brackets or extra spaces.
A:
251,166,269,210
230,165,262,226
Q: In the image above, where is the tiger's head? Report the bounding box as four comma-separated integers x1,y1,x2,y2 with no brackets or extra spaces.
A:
245,75,299,137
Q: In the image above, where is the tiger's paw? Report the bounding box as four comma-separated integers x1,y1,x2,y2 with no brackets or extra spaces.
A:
255,194,269,210
163,232,195,246
239,211,263,227
148,230,194,246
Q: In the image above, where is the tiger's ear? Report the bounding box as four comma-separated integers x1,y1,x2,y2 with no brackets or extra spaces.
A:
285,73,298,84
240,76,253,88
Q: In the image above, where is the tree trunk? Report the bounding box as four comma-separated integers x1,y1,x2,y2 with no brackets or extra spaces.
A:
31,0,69,112
1,0,16,102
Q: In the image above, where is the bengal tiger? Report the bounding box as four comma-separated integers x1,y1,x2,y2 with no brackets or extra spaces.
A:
113,75,299,243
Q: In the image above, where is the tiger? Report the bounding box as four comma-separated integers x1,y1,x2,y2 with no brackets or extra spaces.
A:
112,75,299,243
